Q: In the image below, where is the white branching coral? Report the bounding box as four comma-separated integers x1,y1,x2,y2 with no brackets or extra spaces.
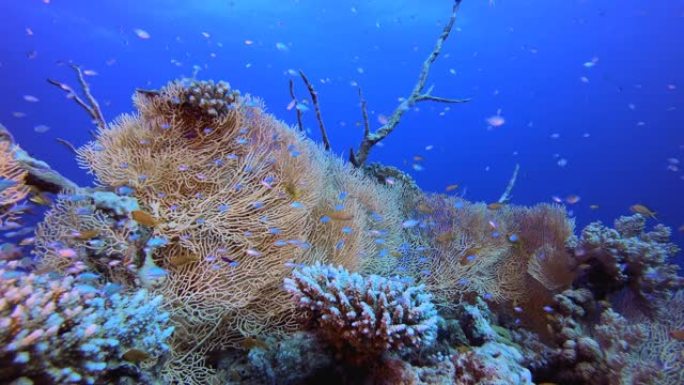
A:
0,261,173,385
284,263,440,358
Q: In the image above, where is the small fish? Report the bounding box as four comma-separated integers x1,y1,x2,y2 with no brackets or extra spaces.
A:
246,248,261,257
72,229,100,240
435,232,455,244
630,204,656,218
240,337,269,351
402,219,420,229
445,184,459,192
23,95,39,103
486,114,505,127
286,99,296,110
244,39,254,45
377,114,389,125
275,42,289,52
19,237,35,246
82,69,98,76
116,185,134,195
0,178,17,193
146,236,168,248
551,196,563,203
565,195,581,204
169,253,199,267
131,210,158,226
290,201,304,209
56,248,78,258
326,211,353,221
133,28,151,40
670,329,684,341
122,349,150,362
678,225,684,233
413,155,424,162
295,102,309,112
412,164,424,171
508,234,519,243
141,265,167,280
589,204,600,210
29,193,52,206
487,202,504,210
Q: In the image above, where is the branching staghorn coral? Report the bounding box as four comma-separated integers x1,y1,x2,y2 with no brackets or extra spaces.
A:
284,262,440,360
576,214,683,316
0,260,173,385
74,80,407,383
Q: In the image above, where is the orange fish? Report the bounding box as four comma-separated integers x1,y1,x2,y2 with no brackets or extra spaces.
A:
670,329,684,341
487,202,504,210
240,337,269,351
445,184,459,192
417,203,434,214
436,232,455,245
326,211,353,221
630,204,657,219
73,229,100,240
413,155,424,162
131,210,158,227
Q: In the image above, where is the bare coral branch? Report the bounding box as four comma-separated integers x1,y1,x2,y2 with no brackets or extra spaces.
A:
498,163,520,203
350,0,469,167
298,70,331,151
47,63,106,130
288,79,304,132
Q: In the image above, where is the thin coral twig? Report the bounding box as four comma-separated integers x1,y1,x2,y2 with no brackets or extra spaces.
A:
298,70,331,151
498,163,520,204
47,64,106,130
349,0,469,167
288,79,304,132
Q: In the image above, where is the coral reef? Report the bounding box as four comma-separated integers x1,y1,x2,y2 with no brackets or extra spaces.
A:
72,80,406,382
576,214,683,315
0,261,173,385
284,262,440,359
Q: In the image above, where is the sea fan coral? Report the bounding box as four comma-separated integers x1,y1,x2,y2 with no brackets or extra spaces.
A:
284,263,440,359
0,140,30,226
73,80,406,382
34,191,145,285
0,261,173,385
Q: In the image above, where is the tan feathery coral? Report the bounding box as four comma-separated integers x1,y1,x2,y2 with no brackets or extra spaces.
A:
0,140,30,225
73,80,406,383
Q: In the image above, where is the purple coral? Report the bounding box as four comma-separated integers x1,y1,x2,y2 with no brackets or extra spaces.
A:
284,263,440,358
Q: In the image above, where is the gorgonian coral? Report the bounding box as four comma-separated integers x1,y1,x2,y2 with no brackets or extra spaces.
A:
0,261,173,385
0,140,29,226
73,80,406,383
284,263,440,359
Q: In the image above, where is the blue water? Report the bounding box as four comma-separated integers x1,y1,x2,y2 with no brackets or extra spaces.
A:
1,0,682,254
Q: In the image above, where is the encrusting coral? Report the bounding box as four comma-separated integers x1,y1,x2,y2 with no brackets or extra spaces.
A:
0,260,173,385
284,262,440,360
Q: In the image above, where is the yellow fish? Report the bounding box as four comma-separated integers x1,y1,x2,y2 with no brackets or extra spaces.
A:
29,193,52,206
131,210,158,227
629,204,656,219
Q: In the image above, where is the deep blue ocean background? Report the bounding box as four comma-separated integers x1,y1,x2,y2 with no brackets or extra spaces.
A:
1,0,682,258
